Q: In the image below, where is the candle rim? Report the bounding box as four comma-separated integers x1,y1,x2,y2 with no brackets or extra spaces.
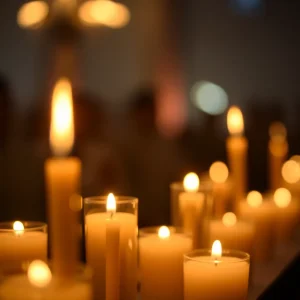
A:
84,195,138,206
0,221,47,233
184,249,250,264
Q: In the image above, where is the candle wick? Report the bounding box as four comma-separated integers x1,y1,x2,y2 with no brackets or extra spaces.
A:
110,211,114,219
214,258,218,266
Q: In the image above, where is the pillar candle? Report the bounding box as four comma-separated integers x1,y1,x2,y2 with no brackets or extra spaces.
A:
184,241,250,300
139,226,192,300
209,212,254,255
226,106,248,212
268,122,288,191
85,196,138,300
239,191,276,261
45,78,81,278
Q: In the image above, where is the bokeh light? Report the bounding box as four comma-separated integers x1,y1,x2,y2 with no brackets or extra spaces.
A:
28,260,52,288
269,122,287,142
247,190,262,208
209,161,229,184
158,226,170,239
281,160,300,184
227,106,244,135
183,172,199,192
191,81,228,115
274,188,291,208
222,212,237,227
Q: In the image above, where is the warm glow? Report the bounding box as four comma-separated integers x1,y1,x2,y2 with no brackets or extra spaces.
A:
227,106,244,136
290,155,300,164
269,122,287,141
106,193,116,214
183,172,199,192
281,160,300,184
158,226,170,239
274,188,291,208
17,1,49,29
13,221,24,235
28,260,52,288
211,240,222,259
79,0,130,28
222,212,237,227
209,161,229,183
50,78,74,157
247,191,263,208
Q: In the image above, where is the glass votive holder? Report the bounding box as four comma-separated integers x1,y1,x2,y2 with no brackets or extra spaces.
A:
138,226,192,300
84,195,138,300
170,179,213,248
0,221,47,273
0,260,92,300
184,249,250,300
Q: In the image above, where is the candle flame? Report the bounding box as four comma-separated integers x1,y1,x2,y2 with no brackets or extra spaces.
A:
50,78,74,157
222,212,237,227
28,260,52,288
211,240,222,259
247,190,263,208
183,172,199,192
158,226,170,239
227,106,244,136
269,122,287,142
281,160,300,184
13,221,24,236
106,193,116,214
274,188,291,208
209,161,229,184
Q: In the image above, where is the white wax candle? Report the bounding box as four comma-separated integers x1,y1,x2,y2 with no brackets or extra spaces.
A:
139,226,192,300
85,212,137,300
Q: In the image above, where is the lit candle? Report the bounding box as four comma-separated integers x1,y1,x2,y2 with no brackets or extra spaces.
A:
0,221,47,271
179,173,206,248
45,78,81,278
226,106,248,211
272,188,299,242
209,162,233,217
85,196,138,300
184,240,250,300
239,191,276,261
268,122,288,190
0,260,92,299
209,212,254,255
106,194,120,300
139,226,192,300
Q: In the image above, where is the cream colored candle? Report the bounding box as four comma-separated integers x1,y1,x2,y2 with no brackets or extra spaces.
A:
272,188,299,242
179,173,205,248
0,221,47,270
239,191,276,261
85,196,138,300
226,106,248,211
184,241,250,300
139,226,192,300
105,194,120,300
45,78,81,278
209,213,254,254
268,122,288,190
0,260,92,300
209,162,233,217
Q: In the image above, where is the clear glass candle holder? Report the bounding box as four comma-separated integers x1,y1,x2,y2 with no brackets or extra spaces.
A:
170,180,213,248
184,249,250,300
0,260,92,300
0,221,47,273
84,196,138,300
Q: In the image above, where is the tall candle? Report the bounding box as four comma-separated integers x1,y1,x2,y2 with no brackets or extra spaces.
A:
45,78,81,278
139,226,192,300
179,173,205,248
226,106,248,212
85,196,138,300
0,221,47,271
184,240,250,300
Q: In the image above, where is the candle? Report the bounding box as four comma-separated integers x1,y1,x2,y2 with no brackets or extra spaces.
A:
184,240,250,300
105,194,120,300
226,106,248,211
209,212,254,255
272,188,299,242
239,191,276,261
268,122,288,190
85,196,138,300
0,260,92,300
45,78,81,278
0,221,47,272
139,226,192,300
179,173,206,248
209,162,233,216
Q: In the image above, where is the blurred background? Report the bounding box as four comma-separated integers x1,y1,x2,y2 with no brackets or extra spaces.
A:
1,0,300,228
